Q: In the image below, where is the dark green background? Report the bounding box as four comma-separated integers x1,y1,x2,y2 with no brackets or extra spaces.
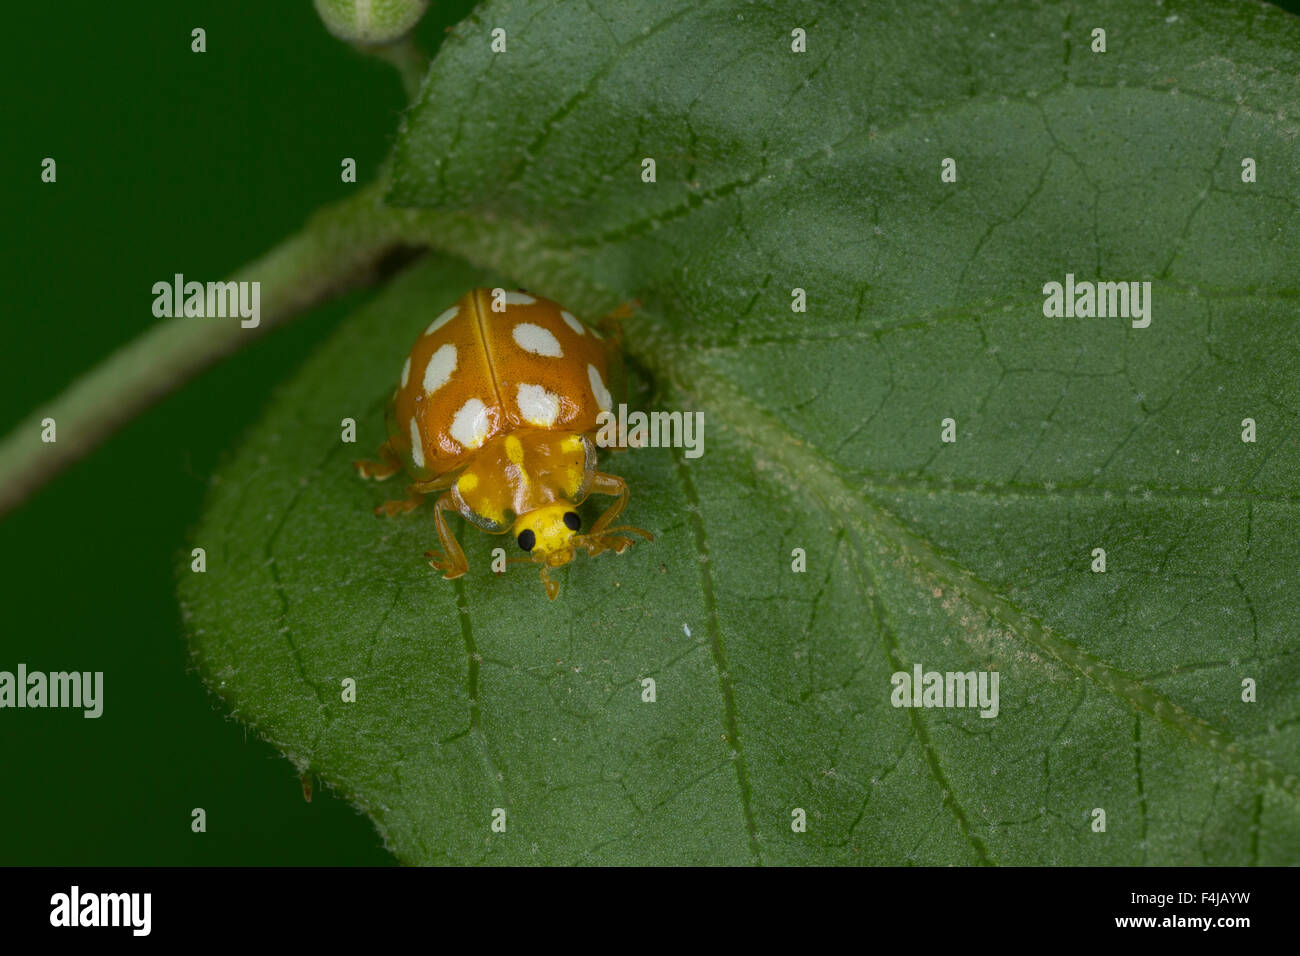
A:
3,0,1299,866
0,0,473,865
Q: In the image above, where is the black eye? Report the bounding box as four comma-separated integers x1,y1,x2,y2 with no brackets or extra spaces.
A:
563,511,581,531
517,530,536,552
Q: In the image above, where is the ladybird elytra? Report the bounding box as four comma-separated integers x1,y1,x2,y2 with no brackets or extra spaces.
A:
355,288,652,599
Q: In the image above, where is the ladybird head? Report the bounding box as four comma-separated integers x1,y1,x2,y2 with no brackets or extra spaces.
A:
513,502,583,569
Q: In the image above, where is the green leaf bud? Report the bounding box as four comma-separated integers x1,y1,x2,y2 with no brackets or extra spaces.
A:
314,0,429,46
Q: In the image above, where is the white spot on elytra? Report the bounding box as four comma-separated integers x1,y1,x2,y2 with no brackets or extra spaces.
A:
588,364,612,411
400,357,410,388
409,417,424,469
517,383,560,427
561,310,585,335
425,306,458,336
423,344,457,394
513,322,563,357
504,291,536,305
450,398,491,449
683,623,692,638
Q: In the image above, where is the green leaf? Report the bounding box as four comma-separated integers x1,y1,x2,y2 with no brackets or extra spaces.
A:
183,0,1300,864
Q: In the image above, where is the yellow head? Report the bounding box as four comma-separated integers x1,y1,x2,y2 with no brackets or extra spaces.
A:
513,502,583,569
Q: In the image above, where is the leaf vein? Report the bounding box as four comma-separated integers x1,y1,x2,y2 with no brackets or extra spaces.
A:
672,447,762,865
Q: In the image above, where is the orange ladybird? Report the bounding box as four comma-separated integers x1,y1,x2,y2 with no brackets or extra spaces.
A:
355,288,652,599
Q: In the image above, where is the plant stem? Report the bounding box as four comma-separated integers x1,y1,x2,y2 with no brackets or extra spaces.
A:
360,35,429,101
0,181,423,518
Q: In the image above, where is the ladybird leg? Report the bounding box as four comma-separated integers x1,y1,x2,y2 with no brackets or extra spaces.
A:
593,526,655,548
375,490,424,517
581,529,654,558
424,491,469,580
604,299,640,320
354,440,403,481
579,472,654,556
407,472,458,495
374,472,457,517
586,472,631,535
595,299,640,345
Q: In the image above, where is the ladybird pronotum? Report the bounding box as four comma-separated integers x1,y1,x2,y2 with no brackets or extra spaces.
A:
355,288,652,599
